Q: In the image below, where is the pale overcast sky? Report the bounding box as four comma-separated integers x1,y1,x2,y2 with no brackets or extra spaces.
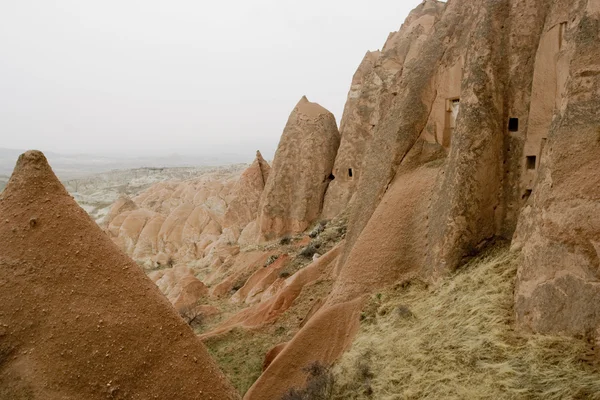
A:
0,0,421,161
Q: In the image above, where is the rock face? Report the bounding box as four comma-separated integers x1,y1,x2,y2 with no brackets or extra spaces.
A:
246,0,600,398
224,151,270,231
512,0,600,336
257,96,340,241
322,0,447,219
321,51,382,219
65,0,600,397
0,151,238,399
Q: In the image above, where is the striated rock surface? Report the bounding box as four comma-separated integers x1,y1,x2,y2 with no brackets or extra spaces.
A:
512,0,600,336
148,267,209,313
246,0,600,397
323,0,446,219
0,151,238,399
321,51,383,219
257,96,340,241
105,168,242,266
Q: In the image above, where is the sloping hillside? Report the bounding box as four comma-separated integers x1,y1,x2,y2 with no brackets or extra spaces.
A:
332,245,600,399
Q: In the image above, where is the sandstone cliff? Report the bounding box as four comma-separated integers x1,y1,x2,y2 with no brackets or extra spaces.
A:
512,0,600,336
245,0,600,398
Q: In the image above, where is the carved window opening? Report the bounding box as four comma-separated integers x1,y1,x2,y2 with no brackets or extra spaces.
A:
450,99,460,124
559,22,567,50
526,155,537,170
444,98,460,147
509,118,519,132
348,168,353,178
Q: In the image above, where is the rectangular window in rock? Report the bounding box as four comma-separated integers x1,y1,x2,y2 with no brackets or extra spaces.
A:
348,168,353,178
443,98,460,147
509,118,519,132
559,22,567,49
526,155,537,170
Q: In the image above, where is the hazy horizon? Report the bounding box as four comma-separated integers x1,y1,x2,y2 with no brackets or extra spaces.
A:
1,0,421,160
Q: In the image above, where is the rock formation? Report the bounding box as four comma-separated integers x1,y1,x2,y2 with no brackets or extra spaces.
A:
256,96,340,241
322,0,447,219
224,151,270,231
104,168,243,266
48,0,600,397
512,0,600,336
0,151,238,399
245,0,600,398
321,51,382,219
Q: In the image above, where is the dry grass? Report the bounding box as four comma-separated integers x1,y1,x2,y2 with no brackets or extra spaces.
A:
204,278,335,396
204,327,288,395
332,245,600,400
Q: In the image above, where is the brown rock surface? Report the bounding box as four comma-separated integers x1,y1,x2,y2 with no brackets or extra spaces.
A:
0,151,238,399
262,342,288,371
102,195,137,227
149,267,209,312
513,0,600,335
224,151,270,231
202,244,342,339
321,51,383,219
245,0,582,397
257,96,340,241
323,0,446,219
244,298,363,400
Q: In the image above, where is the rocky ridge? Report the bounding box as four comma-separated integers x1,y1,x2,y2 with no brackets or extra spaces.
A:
2,0,600,398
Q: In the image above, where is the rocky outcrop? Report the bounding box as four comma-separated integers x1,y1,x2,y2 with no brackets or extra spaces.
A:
246,0,599,397
224,151,270,230
0,151,238,399
512,0,600,336
257,96,340,241
102,195,137,227
148,267,209,313
321,51,382,219
322,0,446,219
63,0,600,397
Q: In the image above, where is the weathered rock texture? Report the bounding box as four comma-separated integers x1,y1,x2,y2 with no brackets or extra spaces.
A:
0,151,238,399
104,160,262,268
512,0,600,336
257,96,340,240
245,0,600,398
81,0,600,397
323,1,446,219
224,151,270,231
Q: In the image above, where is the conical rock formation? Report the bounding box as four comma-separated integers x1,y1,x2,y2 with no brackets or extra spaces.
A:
0,151,238,399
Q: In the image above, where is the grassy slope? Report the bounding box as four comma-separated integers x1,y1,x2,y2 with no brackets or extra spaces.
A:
332,245,600,400
204,278,334,395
